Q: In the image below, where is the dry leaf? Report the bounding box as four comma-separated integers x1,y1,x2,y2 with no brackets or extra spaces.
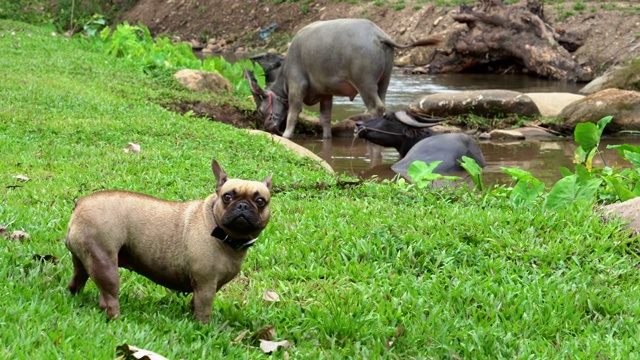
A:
33,254,59,264
115,344,168,360
252,325,275,341
11,230,30,241
123,143,141,153
14,174,30,182
263,290,280,302
0,224,8,239
259,340,291,354
232,329,250,344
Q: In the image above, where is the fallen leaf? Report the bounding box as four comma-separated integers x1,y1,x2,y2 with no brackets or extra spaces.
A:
259,339,291,354
123,143,141,153
0,224,8,239
115,344,168,360
11,230,30,241
14,174,30,182
252,325,275,341
33,254,59,264
232,329,250,344
263,290,280,302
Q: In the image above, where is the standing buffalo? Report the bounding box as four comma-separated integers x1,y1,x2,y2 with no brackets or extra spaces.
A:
244,18,440,139
354,111,486,176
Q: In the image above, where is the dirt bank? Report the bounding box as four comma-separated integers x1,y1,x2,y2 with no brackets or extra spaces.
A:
123,0,640,76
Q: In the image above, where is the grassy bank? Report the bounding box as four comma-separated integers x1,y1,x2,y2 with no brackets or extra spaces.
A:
2,20,640,359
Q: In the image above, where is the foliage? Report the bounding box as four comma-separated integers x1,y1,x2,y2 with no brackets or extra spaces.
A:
74,22,265,97
410,116,640,212
0,0,137,33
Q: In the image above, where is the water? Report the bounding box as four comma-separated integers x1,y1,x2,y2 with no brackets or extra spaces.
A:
328,69,585,119
289,70,640,186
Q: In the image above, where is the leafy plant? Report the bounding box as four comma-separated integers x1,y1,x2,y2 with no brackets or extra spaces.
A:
459,155,484,191
501,168,545,206
406,161,460,188
76,22,265,96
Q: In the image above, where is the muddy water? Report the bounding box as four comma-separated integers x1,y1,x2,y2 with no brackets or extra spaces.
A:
294,136,640,187
290,70,640,186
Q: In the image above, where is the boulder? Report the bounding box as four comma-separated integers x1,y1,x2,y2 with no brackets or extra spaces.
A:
174,69,232,95
487,129,526,140
556,89,640,133
524,92,584,118
580,64,640,94
246,130,334,173
409,90,541,118
600,197,640,236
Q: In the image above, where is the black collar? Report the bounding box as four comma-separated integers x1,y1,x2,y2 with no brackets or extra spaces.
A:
211,226,257,250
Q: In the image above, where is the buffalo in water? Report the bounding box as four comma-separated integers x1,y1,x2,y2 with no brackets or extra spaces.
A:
244,18,440,139
354,111,486,177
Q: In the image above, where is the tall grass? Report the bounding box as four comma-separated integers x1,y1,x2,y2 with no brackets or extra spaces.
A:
2,20,640,359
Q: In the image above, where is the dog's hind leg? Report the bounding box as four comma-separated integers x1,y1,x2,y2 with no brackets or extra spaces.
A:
67,254,89,294
86,251,121,319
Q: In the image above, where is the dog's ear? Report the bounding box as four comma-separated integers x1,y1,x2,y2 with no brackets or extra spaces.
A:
211,159,228,193
262,174,273,191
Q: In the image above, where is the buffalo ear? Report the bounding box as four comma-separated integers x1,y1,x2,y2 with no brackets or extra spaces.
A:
243,68,267,103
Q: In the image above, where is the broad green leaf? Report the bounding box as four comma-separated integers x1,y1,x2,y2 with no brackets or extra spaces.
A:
603,176,637,202
544,174,602,212
574,122,599,152
460,156,484,191
558,167,573,178
607,143,640,158
623,150,640,168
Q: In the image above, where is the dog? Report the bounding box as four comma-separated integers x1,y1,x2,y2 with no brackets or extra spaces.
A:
65,159,272,323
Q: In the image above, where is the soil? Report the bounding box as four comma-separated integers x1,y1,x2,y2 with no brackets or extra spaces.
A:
121,0,640,128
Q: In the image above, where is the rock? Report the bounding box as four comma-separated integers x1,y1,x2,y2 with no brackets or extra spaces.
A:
516,126,560,140
580,64,640,94
246,130,334,173
488,129,526,140
556,88,640,133
409,90,541,118
524,92,584,118
174,69,232,95
332,114,370,138
600,197,640,236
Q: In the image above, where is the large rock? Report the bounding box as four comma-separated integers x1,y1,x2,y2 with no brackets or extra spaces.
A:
556,88,640,132
600,197,640,236
409,90,541,118
524,92,584,118
174,69,232,94
246,130,334,173
580,64,640,94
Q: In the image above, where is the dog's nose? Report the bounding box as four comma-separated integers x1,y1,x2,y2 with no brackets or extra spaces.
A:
235,201,251,211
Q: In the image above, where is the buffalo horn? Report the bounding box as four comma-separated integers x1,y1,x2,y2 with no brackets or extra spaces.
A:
394,111,443,128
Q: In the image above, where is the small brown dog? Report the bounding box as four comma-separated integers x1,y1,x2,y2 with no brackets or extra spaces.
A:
65,159,272,323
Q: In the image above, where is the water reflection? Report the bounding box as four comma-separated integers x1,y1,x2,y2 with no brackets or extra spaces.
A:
293,136,640,187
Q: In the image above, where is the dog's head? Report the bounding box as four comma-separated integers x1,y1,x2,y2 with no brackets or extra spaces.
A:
211,159,272,245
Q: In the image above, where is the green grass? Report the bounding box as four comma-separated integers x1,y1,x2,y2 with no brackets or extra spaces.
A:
2,20,640,359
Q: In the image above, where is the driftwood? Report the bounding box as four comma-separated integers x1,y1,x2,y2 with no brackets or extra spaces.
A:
427,0,592,81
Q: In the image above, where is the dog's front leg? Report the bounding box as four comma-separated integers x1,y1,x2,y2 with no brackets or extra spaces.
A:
191,284,217,323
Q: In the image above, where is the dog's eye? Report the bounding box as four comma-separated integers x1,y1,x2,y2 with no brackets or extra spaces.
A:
255,196,267,208
222,193,234,203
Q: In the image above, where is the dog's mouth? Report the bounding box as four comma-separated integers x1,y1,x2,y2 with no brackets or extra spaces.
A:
221,212,265,238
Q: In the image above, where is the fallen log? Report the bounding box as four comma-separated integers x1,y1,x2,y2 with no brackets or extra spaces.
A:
426,0,592,81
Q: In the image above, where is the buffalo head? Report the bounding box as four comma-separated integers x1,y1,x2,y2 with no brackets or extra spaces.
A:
354,111,444,157
244,68,288,135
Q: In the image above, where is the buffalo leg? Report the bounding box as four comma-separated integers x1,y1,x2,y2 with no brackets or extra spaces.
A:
318,98,333,139
282,101,304,139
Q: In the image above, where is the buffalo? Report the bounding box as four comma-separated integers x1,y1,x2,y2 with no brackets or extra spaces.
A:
244,18,440,139
354,111,486,177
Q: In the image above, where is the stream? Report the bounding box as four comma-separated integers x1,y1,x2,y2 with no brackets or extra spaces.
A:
289,70,640,186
